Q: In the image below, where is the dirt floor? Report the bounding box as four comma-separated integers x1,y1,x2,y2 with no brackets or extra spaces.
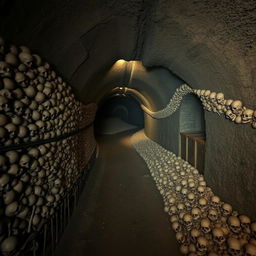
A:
55,130,181,256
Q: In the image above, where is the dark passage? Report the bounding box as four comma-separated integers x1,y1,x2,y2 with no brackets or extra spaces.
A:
55,131,181,256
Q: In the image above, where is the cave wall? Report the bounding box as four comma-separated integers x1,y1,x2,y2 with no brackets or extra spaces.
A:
140,0,256,218
0,0,256,218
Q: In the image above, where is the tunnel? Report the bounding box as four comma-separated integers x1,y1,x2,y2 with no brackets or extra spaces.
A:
0,1,256,255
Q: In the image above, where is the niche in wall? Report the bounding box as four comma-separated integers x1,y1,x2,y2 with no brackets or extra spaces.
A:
179,94,206,173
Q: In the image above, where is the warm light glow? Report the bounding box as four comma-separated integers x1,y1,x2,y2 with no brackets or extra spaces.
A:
115,59,127,65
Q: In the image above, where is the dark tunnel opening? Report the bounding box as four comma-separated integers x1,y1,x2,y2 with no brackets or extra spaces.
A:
95,95,144,136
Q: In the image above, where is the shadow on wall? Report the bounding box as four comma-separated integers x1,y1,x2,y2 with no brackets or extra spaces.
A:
180,94,205,133
95,95,144,135
179,94,206,174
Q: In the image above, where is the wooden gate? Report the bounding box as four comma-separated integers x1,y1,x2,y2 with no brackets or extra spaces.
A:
180,132,206,174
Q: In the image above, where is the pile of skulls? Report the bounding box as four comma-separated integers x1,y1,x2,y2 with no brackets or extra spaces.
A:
143,84,193,119
131,131,256,256
0,36,98,255
0,128,96,255
0,37,89,147
194,89,256,128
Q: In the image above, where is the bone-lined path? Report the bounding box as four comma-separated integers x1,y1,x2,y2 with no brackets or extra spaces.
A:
55,130,181,256
131,131,256,256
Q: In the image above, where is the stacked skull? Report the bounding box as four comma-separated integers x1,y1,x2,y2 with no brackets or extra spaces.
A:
131,131,256,256
0,37,97,255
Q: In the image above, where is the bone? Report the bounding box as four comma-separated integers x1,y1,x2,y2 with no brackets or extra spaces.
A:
131,131,256,255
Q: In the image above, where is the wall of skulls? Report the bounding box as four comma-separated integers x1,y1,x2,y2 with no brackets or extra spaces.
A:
131,131,256,256
140,84,256,129
0,38,97,255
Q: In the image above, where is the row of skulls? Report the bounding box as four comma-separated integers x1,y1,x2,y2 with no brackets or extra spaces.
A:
143,83,256,129
0,37,91,147
148,84,193,118
0,125,96,255
194,89,256,128
131,132,256,256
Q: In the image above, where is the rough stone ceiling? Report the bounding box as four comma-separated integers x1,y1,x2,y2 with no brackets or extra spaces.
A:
0,0,255,105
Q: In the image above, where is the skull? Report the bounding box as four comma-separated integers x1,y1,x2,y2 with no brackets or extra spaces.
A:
170,215,179,223
0,61,12,77
24,86,36,98
200,218,211,234
5,123,17,139
176,232,186,244
15,72,28,88
245,243,256,256
227,237,242,256
187,192,195,204
181,188,188,198
38,66,48,78
216,93,225,105
18,52,34,67
241,108,254,124
183,214,193,231
43,87,52,98
211,195,221,208
0,95,10,112
222,203,232,216
23,108,32,121
209,92,217,103
204,90,211,98
3,78,15,90
177,203,185,213
42,110,50,121
19,154,31,169
5,52,19,67
191,208,201,220
212,228,225,246
228,216,241,234
196,236,208,254
198,197,208,212
172,221,182,233
31,110,41,121
35,92,46,103
239,215,251,234
231,100,243,115
13,100,25,116
27,124,38,137
208,209,218,222
190,228,201,244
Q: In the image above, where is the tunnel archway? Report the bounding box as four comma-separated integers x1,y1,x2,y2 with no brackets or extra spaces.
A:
95,95,144,135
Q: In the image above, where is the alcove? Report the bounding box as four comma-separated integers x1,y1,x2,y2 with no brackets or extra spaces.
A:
179,94,206,173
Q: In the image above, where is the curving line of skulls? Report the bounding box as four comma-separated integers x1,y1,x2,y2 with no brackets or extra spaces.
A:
141,84,256,129
194,89,256,128
141,84,193,119
131,131,256,256
0,128,96,255
0,37,87,147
